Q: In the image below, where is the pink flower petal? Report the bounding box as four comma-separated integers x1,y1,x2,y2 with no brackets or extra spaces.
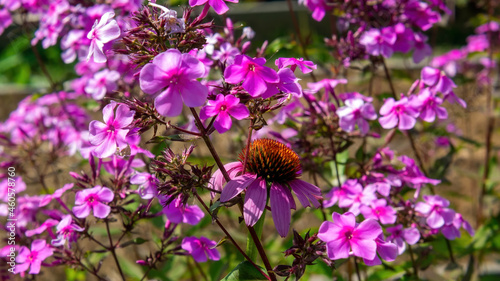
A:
243,178,267,227
270,183,292,237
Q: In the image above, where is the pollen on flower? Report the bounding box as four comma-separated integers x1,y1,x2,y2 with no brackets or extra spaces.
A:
239,139,301,183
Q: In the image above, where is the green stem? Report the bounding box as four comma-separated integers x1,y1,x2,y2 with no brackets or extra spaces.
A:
105,220,126,281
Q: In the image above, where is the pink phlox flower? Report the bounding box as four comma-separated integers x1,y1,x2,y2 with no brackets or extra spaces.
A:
39,183,74,207
51,215,85,246
337,98,377,135
0,176,26,202
15,239,54,274
393,23,415,53
359,27,397,58
212,42,240,65
415,88,448,123
430,49,465,77
466,34,489,53
124,129,155,158
363,235,398,266
0,9,13,36
139,49,208,117
160,196,205,225
89,103,135,158
242,26,255,39
323,179,363,208
275,57,317,74
199,94,249,134
32,21,64,49
224,55,279,97
421,66,457,96
84,69,120,100
181,236,220,262
262,68,303,98
441,213,474,240
299,0,331,22
73,185,114,219
306,78,347,96
475,21,499,34
130,172,159,199
364,180,394,197
148,2,185,33
318,212,383,260
103,155,145,179
347,184,377,216
398,155,440,189
269,98,302,125
379,96,419,130
386,225,420,254
413,32,432,63
189,49,213,75
415,195,456,229
25,219,59,237
360,199,397,225
189,0,238,15
404,0,441,31
87,11,121,63
339,92,373,103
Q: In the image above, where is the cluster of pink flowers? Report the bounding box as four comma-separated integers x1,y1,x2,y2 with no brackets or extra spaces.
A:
0,0,484,279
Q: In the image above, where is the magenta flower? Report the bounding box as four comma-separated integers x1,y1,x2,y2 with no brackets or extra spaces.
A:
61,30,86,64
262,68,303,98
386,225,420,254
379,97,419,130
189,0,238,15
415,195,456,229
421,66,457,95
275,57,317,74
73,186,114,219
130,172,159,199
307,78,347,96
413,32,432,63
336,98,377,135
416,88,448,123
299,0,331,21
441,213,474,240
181,236,220,262
84,69,120,100
160,196,205,225
360,199,397,225
323,179,362,208
15,240,54,274
199,94,249,134
404,0,440,31
140,49,208,116
224,55,279,97
318,212,383,260
51,215,85,246
220,139,322,237
86,12,121,63
89,103,135,158
363,236,398,266
359,27,397,58
212,42,240,65
0,9,12,36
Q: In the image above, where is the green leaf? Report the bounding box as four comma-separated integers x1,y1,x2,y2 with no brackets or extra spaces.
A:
121,237,148,248
220,261,267,281
147,134,200,144
246,208,266,260
65,267,86,281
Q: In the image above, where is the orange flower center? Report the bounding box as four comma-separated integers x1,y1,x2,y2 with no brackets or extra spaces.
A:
239,139,301,183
